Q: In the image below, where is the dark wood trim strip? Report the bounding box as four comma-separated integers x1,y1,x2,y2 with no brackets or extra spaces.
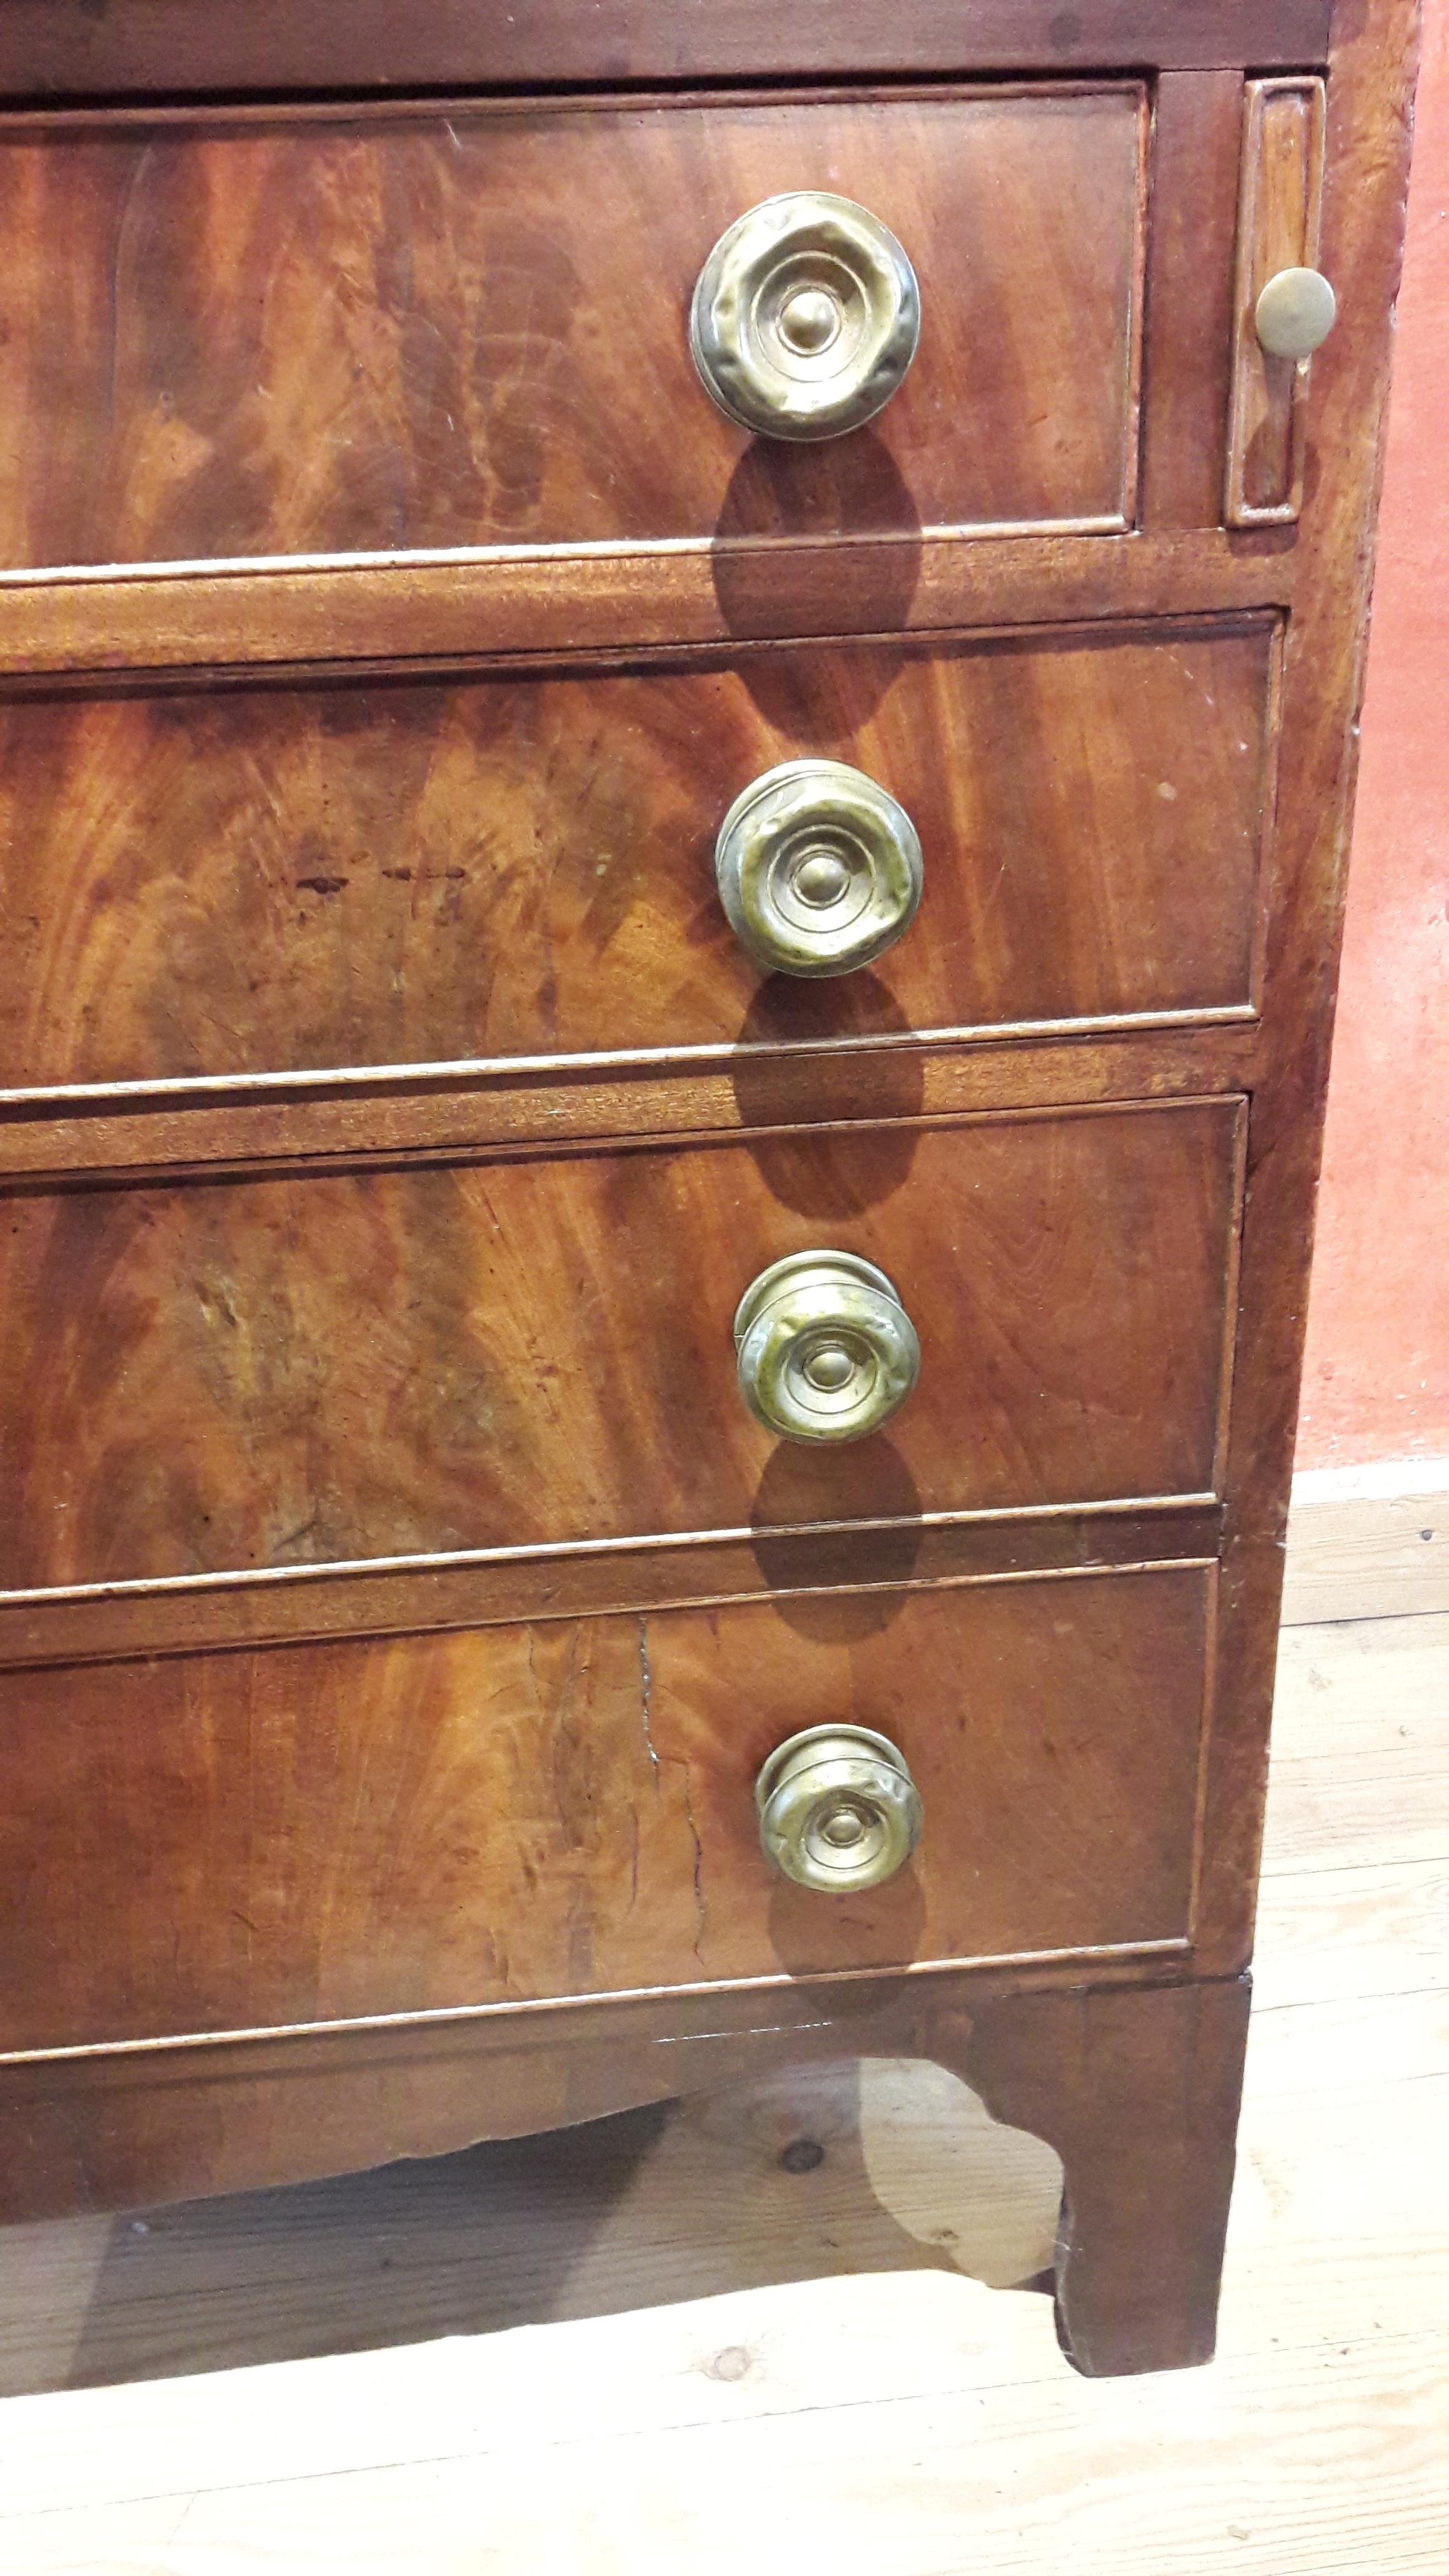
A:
1247,614,1293,1015
0,530,1296,679
0,1028,1262,1181
0,603,1286,704
0,2,1332,101
1186,1560,1222,1948
1117,84,1153,527
0,1942,1196,2073
0,77,1196,132
1139,69,1245,530
0,1519,1223,1672
1211,1106,1252,1498
0,1008,1259,1131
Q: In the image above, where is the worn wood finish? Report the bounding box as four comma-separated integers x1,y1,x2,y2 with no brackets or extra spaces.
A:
0,1022,1266,1184
0,622,1277,1093
0,1963,1234,2210
0,1510,1222,1676
0,1964,1249,2381
0,1977,972,2218
0,3,1333,96
1226,81,1329,527
0,529,1295,680
1138,72,1244,532
0,1102,1243,1593
0,88,1146,573
949,1974,1252,2373
1199,0,1422,1979
0,1568,1211,2056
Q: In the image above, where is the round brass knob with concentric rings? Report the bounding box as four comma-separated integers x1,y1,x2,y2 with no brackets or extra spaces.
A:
715,759,923,978
690,192,920,441
756,1725,922,1893
733,1251,920,1444
1255,266,1337,361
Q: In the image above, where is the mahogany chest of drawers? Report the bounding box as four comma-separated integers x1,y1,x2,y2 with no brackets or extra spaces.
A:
0,1,1418,2376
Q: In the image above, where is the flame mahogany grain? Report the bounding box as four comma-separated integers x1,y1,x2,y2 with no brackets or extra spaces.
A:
0,1569,1212,2054
0,622,1277,1091
0,1102,1242,1591
0,89,1145,570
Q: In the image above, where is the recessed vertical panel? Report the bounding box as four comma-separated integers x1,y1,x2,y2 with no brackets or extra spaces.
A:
1226,78,1329,527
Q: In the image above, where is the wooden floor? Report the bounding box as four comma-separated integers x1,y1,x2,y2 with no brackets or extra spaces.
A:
1,1609,1446,2573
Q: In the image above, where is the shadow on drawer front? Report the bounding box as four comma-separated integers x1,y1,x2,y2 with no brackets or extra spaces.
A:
0,86,1145,570
0,620,1276,1092
0,1569,1210,2052
0,1102,1242,1592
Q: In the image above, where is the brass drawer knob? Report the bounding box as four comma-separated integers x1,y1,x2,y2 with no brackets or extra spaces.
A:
733,1251,920,1444
756,1725,922,1893
715,759,923,978
690,192,920,441
1254,266,1338,361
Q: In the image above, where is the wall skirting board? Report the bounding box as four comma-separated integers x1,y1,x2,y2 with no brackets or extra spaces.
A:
1282,1459,1449,1624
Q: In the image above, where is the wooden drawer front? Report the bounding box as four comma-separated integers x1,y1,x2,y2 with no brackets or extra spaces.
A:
0,1568,1211,2052
1,620,1276,1094
0,86,1145,572
0,1102,1241,1594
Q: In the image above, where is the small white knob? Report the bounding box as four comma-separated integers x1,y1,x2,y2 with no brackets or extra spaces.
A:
1255,267,1337,362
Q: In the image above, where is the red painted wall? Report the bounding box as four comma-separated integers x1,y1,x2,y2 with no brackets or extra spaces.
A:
1296,10,1449,1471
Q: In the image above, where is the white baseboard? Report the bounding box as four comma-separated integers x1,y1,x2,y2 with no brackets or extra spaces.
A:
1282,1457,1449,1625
